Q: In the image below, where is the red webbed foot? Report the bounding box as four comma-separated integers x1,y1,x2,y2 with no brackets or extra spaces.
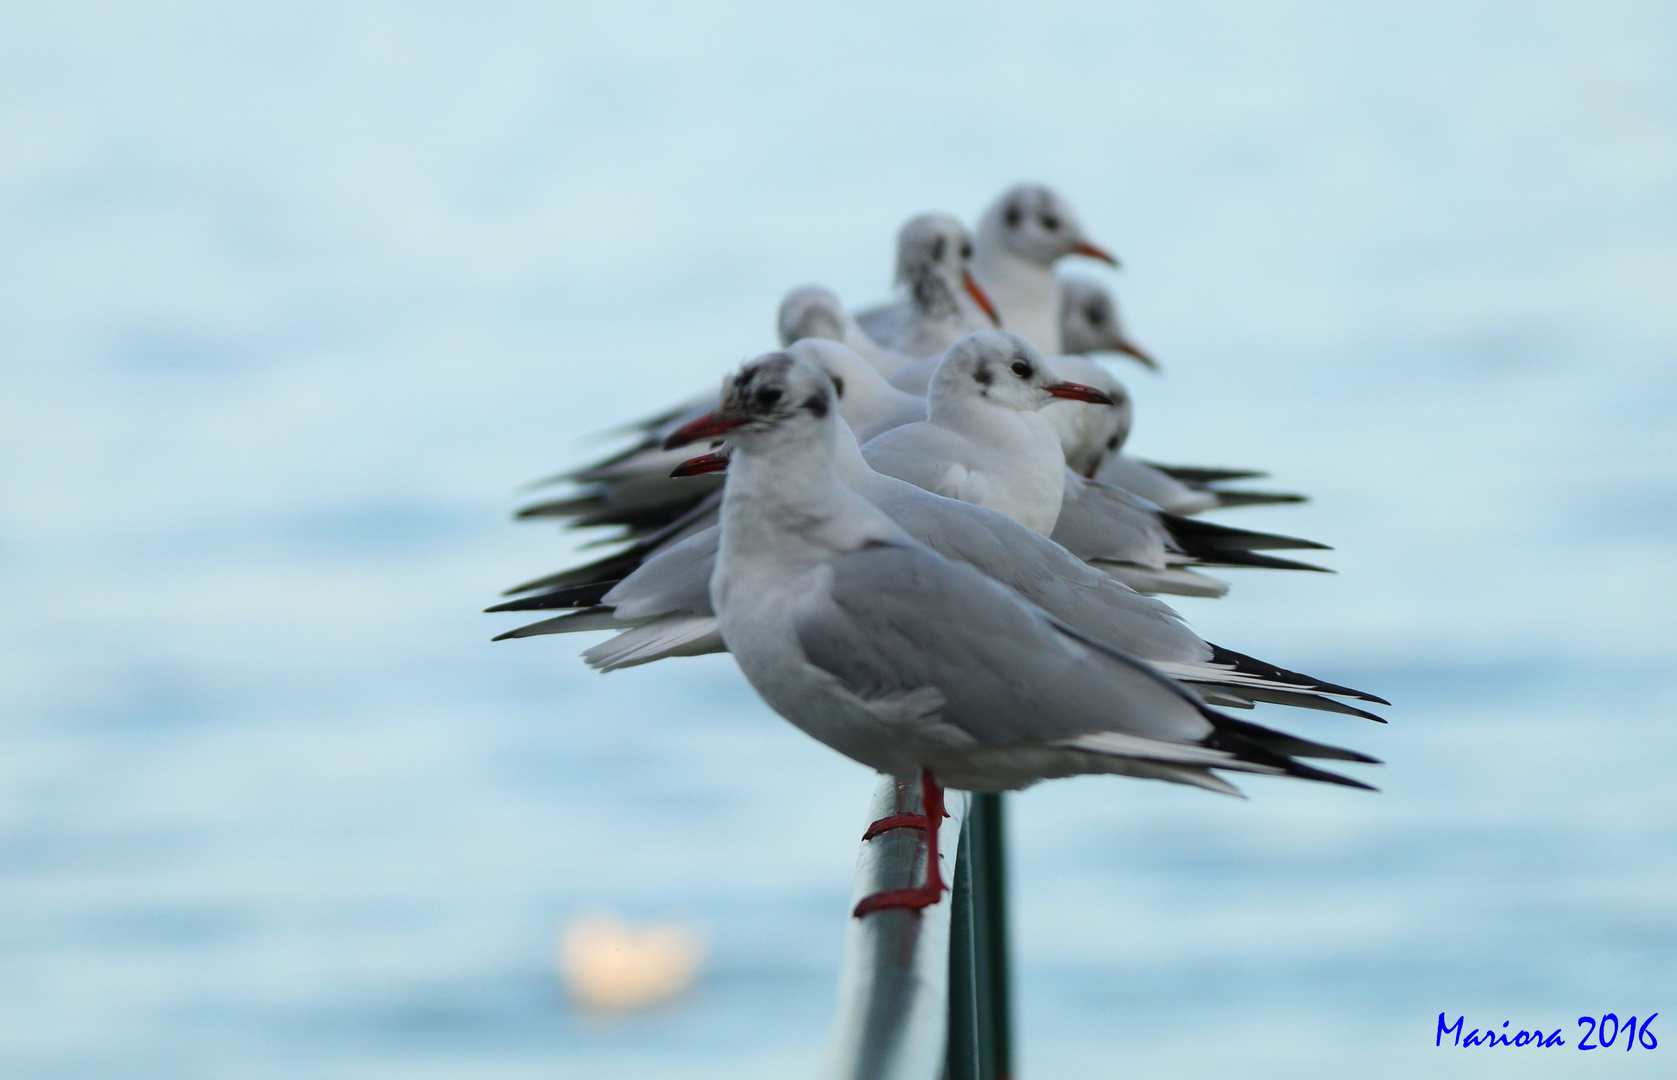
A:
852,769,949,918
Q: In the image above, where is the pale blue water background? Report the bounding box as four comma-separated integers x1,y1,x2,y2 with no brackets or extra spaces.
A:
3,3,1675,1077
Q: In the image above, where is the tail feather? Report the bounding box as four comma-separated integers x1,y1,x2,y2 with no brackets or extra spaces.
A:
1207,644,1390,705
1206,491,1308,509
1142,462,1270,484
492,606,628,640
1163,514,1331,553
486,580,622,612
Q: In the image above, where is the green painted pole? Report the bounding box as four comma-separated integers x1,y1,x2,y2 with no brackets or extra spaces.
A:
943,820,980,1080
946,792,1014,1080
975,793,1014,1079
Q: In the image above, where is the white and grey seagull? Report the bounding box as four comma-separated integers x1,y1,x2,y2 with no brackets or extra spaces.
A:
655,352,1375,914
853,213,1001,361
972,183,1118,356
489,402,1388,728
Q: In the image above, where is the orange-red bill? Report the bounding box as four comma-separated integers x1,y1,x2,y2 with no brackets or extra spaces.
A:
670,451,730,477
1072,240,1120,267
663,412,745,450
963,271,1002,327
1115,337,1158,370
1045,380,1116,405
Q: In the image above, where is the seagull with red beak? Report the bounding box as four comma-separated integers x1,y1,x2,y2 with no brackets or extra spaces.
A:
1057,275,1157,370
859,331,1114,536
853,213,1003,361
665,351,1373,916
973,183,1122,356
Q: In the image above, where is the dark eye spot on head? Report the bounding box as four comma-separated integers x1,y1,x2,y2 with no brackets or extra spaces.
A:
803,392,828,417
972,364,993,387
829,375,845,398
1106,435,1120,450
1085,303,1105,325
1040,213,1060,231
754,387,783,409
1004,203,1022,229
960,241,972,260
1010,360,1032,378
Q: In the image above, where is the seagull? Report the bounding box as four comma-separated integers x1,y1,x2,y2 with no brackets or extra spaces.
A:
858,333,1329,593
1057,274,1157,368
1041,357,1270,516
853,213,1001,359
776,284,916,382
859,331,1112,535
971,184,1118,356
515,335,922,537
508,331,1334,608
489,411,1390,728
658,352,1375,914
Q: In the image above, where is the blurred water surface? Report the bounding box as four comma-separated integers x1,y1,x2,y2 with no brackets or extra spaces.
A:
2,2,1674,1077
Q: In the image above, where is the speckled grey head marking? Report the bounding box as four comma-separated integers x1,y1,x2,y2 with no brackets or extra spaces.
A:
726,352,833,428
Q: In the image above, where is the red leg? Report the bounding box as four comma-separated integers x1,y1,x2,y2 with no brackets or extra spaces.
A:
853,769,949,917
862,812,928,840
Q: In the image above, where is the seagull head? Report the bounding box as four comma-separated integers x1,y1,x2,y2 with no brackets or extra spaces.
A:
1058,276,1156,369
664,352,837,455
894,213,1000,327
777,284,849,347
1043,355,1133,476
929,331,1117,417
782,339,870,409
979,183,1118,269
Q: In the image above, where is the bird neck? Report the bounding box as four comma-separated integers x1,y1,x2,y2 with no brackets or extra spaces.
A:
721,432,900,564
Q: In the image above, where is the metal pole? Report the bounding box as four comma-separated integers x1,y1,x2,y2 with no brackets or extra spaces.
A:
943,821,980,1080
944,792,1013,1080
975,793,1013,1079
825,776,967,1080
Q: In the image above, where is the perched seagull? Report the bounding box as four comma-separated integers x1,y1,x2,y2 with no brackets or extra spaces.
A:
859,333,1328,594
776,284,916,382
657,353,1375,913
509,332,1332,607
490,404,1389,727
860,331,1112,535
854,214,1001,360
516,337,920,535
1057,275,1157,368
971,184,1118,356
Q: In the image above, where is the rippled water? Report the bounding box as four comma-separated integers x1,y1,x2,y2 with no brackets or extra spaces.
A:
3,3,1674,1077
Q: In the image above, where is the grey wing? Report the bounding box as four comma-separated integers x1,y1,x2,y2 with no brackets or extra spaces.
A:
1096,455,1218,515
602,524,720,619
860,423,971,495
873,483,1208,663
1050,471,1173,567
855,299,908,350
793,543,1215,748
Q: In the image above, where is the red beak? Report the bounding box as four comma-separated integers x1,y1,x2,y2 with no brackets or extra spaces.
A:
963,271,1002,327
1072,240,1120,267
670,451,730,477
1114,337,1159,371
1045,380,1116,405
663,412,746,450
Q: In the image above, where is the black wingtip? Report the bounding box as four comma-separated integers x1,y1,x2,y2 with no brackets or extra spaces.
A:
1162,513,1333,553
1144,463,1271,484
1206,644,1391,706
1209,491,1309,509
1201,550,1335,573
485,580,622,613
